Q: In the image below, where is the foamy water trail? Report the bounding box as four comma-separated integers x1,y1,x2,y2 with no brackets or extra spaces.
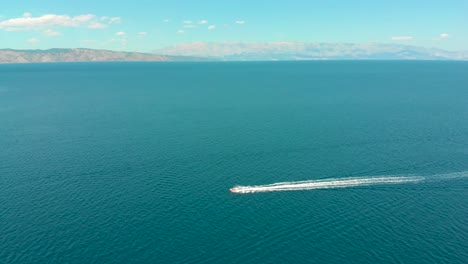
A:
429,171,468,180
230,176,425,193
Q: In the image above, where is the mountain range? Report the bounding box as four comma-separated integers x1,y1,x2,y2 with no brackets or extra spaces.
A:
1,42,467,63
155,42,468,61
0,48,207,64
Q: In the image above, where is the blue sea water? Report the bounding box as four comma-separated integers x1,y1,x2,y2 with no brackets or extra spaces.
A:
0,61,467,263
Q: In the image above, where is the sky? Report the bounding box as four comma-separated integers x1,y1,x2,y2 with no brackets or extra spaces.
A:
0,0,467,52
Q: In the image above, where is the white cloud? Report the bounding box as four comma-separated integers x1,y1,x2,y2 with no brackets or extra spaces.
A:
208,25,216,30
138,32,147,36
43,29,61,36
183,20,193,24
0,13,121,31
163,19,170,23
440,33,449,38
433,33,450,41
199,20,208,24
108,17,121,24
73,14,95,23
177,30,184,34
27,38,39,44
116,31,126,36
391,36,413,41
235,20,245,24
88,22,108,29
0,14,95,31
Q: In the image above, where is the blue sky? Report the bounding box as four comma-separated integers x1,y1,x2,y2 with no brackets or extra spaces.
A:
0,0,466,52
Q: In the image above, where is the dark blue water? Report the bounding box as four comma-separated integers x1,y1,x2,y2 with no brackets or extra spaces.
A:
1,61,467,263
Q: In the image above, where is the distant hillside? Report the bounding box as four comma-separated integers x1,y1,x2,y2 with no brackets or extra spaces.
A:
3,43,467,63
155,42,468,61
0,48,210,64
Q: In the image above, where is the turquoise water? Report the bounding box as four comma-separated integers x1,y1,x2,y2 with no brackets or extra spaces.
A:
1,61,467,263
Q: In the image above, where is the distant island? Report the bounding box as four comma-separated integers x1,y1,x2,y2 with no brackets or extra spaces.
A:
0,48,210,64
1,42,468,64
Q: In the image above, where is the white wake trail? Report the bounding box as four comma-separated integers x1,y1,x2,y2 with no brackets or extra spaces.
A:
230,176,425,194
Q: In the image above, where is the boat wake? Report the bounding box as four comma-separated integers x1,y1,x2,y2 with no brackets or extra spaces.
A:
230,176,424,193
230,171,468,194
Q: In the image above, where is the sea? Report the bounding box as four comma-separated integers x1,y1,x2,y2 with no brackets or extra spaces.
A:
0,61,467,263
